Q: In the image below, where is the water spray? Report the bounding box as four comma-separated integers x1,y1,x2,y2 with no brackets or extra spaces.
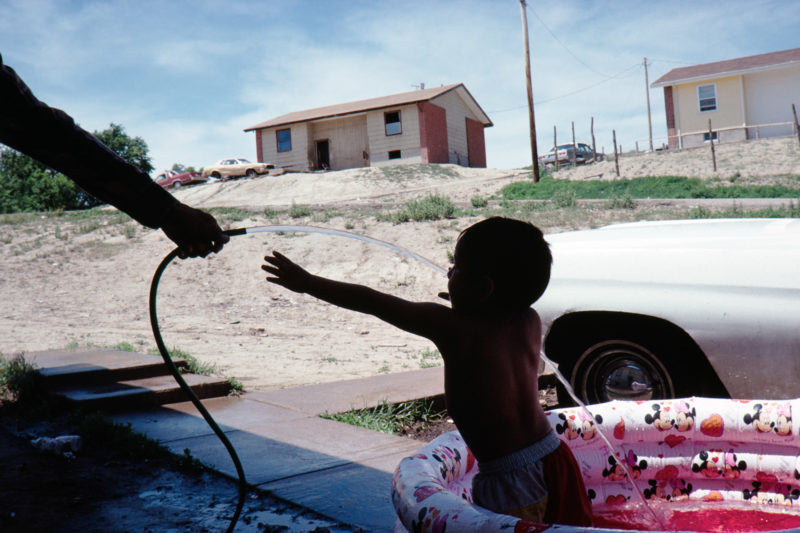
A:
149,224,663,531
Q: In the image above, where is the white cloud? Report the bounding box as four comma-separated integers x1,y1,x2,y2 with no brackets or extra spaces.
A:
2,0,800,173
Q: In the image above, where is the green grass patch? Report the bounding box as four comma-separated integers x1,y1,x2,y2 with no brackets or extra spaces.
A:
320,398,445,436
418,348,443,369
165,347,218,376
379,194,456,223
288,202,312,218
502,176,800,201
207,207,256,227
688,200,800,219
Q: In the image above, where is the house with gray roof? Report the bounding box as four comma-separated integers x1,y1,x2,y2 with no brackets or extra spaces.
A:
245,83,492,171
652,48,800,149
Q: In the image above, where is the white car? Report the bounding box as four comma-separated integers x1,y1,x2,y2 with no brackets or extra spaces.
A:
202,158,275,180
537,218,800,403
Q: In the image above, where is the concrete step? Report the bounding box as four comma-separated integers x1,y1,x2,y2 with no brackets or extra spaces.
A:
26,349,188,387
24,349,231,410
53,373,232,410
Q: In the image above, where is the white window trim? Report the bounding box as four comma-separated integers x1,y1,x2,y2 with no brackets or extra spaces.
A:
697,83,717,113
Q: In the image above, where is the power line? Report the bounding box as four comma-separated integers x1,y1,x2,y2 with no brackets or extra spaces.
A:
487,62,640,114
527,4,615,79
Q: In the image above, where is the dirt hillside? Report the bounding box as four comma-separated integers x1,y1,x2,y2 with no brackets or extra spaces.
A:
2,136,799,392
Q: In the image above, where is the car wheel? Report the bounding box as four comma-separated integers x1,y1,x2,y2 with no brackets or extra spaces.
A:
211,172,221,179
571,339,675,404
172,181,181,189
246,169,256,178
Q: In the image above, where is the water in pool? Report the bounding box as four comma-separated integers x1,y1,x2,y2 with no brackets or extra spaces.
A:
592,501,800,532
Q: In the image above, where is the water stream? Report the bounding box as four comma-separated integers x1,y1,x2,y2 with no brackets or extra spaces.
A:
237,224,667,529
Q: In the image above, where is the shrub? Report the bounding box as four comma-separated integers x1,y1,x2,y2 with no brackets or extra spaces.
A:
0,354,49,408
552,188,577,208
404,194,455,221
288,202,312,218
471,195,488,208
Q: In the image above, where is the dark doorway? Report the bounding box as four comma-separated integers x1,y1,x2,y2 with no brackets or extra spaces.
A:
316,140,330,170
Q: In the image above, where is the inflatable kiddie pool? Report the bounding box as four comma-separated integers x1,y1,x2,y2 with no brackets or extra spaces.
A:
392,397,800,532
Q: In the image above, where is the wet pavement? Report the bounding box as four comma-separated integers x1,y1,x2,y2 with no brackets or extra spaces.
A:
111,366,445,532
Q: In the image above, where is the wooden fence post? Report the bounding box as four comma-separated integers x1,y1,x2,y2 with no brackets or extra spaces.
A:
613,129,620,177
553,125,559,171
792,104,800,147
591,117,597,161
571,121,577,167
708,119,717,172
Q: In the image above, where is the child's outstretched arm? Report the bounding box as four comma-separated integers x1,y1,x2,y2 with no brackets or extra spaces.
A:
262,251,453,342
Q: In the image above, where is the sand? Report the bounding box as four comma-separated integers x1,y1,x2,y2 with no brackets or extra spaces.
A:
2,136,799,392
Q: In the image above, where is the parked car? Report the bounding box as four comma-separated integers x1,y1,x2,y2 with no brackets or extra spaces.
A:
537,218,800,404
202,158,275,180
539,143,602,166
154,169,208,189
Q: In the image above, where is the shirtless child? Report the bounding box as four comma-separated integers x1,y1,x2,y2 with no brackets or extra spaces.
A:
262,217,592,525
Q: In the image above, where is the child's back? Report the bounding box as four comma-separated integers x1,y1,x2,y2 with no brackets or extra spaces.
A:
438,306,551,462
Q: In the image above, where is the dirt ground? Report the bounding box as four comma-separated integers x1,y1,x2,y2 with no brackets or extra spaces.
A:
1,136,799,531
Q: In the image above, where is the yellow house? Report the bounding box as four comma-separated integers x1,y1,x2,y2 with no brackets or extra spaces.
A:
244,84,492,172
652,48,800,149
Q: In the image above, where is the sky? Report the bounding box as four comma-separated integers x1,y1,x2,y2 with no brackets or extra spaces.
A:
2,0,800,175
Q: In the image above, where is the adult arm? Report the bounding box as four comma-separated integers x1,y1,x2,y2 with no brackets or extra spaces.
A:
0,54,227,257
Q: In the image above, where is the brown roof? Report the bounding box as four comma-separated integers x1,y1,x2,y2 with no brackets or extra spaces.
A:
651,48,800,87
245,83,492,131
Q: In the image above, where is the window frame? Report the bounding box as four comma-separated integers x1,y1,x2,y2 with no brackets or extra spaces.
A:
388,150,402,160
384,111,402,136
697,83,717,113
276,128,292,152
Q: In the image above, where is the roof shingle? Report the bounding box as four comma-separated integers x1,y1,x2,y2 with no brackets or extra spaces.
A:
652,48,800,87
245,83,492,131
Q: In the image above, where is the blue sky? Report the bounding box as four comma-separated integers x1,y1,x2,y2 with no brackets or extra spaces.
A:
2,0,799,174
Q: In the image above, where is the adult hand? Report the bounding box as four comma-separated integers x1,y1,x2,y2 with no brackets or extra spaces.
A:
160,203,229,258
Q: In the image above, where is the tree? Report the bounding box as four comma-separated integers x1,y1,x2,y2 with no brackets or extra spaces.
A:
0,148,82,213
93,123,153,175
0,122,153,213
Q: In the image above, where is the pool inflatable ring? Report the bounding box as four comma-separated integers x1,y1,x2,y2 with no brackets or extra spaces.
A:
392,397,800,532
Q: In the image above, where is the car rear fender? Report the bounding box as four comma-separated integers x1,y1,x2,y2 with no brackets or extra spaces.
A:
543,310,729,398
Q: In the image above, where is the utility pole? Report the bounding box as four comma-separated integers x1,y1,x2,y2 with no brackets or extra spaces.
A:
520,0,540,181
644,57,653,152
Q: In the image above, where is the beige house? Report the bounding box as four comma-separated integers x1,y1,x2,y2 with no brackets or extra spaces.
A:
244,83,492,171
652,48,800,149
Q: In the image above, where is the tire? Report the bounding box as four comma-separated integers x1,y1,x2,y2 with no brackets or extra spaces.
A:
211,172,221,179
547,314,730,406
246,169,256,178
172,181,182,189
571,339,675,404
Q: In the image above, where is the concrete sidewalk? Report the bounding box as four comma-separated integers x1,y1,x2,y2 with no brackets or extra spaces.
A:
112,366,446,532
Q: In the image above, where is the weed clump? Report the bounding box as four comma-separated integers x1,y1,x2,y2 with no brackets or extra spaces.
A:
379,194,456,223
0,354,50,410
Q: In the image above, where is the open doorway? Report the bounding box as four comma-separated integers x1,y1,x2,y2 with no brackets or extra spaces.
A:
315,140,330,170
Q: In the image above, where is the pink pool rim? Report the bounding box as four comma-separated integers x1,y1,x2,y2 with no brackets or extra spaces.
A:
392,397,800,532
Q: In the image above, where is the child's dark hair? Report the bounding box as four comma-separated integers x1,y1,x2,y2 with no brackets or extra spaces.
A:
456,217,551,311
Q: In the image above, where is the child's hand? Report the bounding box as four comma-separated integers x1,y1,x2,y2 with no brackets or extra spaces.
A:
262,251,312,293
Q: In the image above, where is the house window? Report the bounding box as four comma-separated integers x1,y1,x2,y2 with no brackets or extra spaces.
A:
388,150,401,160
385,111,402,136
703,131,718,142
698,84,717,112
277,128,292,152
